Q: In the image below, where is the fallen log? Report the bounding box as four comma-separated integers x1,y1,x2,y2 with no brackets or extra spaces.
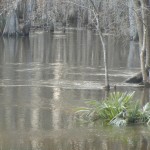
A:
125,72,143,83
125,68,150,87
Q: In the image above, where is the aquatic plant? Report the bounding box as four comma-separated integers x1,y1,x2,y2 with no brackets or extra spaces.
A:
76,92,150,126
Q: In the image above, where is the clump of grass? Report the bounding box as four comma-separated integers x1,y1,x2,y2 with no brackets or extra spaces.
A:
75,92,150,126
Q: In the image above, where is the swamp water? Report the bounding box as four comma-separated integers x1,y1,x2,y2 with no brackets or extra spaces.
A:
0,30,149,150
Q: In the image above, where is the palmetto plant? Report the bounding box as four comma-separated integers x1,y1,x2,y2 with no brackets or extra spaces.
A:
76,92,150,126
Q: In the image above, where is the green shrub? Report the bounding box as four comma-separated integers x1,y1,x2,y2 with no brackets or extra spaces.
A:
76,92,150,126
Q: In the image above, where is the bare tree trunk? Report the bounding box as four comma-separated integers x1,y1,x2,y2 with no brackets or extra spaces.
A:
3,9,20,36
129,0,138,40
131,0,149,85
22,0,33,36
141,28,147,83
0,14,5,35
141,0,148,83
97,19,109,89
133,0,143,48
143,0,150,68
89,0,110,90
2,0,34,36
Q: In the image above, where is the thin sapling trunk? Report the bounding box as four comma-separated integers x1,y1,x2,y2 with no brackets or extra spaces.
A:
89,0,110,90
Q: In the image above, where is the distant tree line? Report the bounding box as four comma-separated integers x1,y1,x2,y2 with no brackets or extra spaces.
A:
2,0,150,87
0,0,130,37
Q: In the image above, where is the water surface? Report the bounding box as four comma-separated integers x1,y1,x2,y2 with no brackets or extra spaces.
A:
0,30,149,150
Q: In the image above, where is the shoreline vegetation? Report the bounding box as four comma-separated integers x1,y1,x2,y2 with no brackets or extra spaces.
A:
75,92,150,127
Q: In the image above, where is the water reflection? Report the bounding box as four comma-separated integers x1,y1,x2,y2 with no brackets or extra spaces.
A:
0,30,147,150
0,125,150,150
52,64,62,130
141,88,150,105
128,41,140,68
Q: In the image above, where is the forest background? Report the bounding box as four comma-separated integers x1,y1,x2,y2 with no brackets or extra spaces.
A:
0,0,150,87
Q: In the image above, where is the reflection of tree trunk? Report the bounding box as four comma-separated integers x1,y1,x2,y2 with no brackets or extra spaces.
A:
3,38,18,63
52,65,62,130
87,30,93,66
141,88,149,106
140,136,148,150
108,36,115,67
22,37,32,62
127,41,140,68
104,92,109,102
0,38,4,63
125,41,143,82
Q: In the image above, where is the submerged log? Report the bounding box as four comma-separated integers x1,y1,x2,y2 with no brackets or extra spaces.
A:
125,72,143,83
125,68,150,85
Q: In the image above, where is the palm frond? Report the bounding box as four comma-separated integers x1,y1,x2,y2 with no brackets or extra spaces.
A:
110,117,127,127
75,91,135,126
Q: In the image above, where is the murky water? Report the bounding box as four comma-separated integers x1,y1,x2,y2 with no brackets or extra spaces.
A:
0,30,149,150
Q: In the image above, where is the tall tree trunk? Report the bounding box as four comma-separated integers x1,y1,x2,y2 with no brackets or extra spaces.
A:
2,0,34,36
3,10,20,36
97,18,109,89
141,0,149,83
129,0,138,40
133,0,143,48
89,0,110,90
141,28,147,83
131,0,150,85
144,0,150,68
22,0,33,36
